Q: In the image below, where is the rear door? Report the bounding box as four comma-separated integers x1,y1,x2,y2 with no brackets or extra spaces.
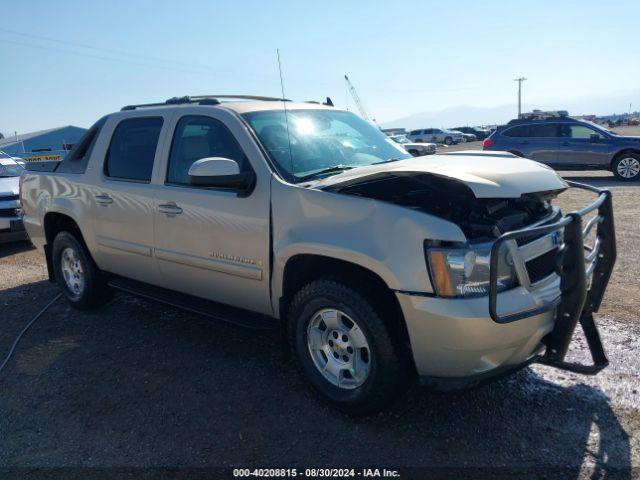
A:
502,123,560,163
555,123,611,167
89,114,169,285
152,109,272,315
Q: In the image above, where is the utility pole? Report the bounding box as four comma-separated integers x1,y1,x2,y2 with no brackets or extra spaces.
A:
514,77,527,118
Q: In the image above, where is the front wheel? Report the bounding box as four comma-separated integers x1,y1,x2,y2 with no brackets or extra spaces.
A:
52,231,111,309
612,154,640,181
444,136,453,145
288,280,409,415
408,149,420,157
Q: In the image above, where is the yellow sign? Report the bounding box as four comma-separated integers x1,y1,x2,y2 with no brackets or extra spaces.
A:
22,154,63,162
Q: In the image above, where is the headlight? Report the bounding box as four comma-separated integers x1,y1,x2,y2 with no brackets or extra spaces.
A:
426,243,518,298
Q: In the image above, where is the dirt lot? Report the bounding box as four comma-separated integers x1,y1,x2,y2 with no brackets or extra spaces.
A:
1,146,639,477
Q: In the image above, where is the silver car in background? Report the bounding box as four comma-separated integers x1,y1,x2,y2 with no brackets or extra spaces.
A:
389,134,436,156
407,128,464,145
0,154,27,243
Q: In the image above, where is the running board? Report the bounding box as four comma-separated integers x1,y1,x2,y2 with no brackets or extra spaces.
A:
107,275,278,331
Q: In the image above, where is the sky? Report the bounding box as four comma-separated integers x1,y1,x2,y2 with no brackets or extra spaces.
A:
1,0,639,135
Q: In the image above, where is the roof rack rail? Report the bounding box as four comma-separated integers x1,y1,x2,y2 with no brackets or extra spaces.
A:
121,94,290,111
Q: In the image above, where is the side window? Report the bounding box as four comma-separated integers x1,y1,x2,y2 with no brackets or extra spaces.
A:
57,116,108,174
410,130,420,135
560,124,604,139
504,125,529,137
423,129,432,134
167,115,250,186
105,117,163,182
528,124,559,137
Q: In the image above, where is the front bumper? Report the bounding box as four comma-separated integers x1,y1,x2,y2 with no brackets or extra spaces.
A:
399,181,616,381
0,216,28,243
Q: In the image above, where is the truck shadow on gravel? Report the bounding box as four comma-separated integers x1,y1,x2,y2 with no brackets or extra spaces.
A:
0,240,34,259
0,283,632,477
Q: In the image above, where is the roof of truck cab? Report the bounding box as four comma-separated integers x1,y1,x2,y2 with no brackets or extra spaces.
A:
219,101,336,114
113,100,337,116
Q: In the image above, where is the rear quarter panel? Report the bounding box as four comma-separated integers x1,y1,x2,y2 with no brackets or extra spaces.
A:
21,171,97,251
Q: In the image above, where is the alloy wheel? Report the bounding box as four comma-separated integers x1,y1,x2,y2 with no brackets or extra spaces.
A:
306,308,371,389
60,247,85,296
617,157,640,179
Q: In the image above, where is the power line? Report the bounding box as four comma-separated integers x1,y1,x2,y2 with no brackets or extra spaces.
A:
0,27,210,71
0,37,206,74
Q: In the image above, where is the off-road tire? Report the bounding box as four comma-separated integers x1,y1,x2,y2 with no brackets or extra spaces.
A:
52,231,111,309
288,279,409,415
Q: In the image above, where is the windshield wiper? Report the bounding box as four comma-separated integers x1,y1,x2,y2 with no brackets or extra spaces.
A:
296,164,355,182
373,157,403,165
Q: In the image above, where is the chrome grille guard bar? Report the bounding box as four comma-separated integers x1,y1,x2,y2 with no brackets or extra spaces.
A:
489,181,616,374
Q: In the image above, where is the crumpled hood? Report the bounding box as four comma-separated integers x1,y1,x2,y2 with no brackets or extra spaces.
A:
312,151,568,198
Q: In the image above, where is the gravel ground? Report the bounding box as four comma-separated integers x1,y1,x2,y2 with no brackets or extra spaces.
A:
0,167,639,478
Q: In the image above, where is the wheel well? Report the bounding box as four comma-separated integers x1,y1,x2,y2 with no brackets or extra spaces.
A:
44,212,85,246
611,149,640,168
43,213,89,281
508,150,525,157
280,254,416,370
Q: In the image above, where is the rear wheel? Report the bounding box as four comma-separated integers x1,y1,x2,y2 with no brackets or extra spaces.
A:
612,154,640,181
408,149,420,157
444,136,453,145
52,231,111,309
288,280,409,415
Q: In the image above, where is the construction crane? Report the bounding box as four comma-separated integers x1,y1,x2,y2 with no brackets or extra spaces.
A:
344,75,380,128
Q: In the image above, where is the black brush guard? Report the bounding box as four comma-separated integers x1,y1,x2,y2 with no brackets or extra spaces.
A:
488,181,616,374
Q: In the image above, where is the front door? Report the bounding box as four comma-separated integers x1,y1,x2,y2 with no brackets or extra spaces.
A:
153,113,272,315
555,123,611,167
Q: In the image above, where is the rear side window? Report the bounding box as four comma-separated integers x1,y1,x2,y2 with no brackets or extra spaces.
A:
167,115,250,185
57,116,107,174
410,130,422,135
529,124,559,137
503,124,558,137
105,117,163,182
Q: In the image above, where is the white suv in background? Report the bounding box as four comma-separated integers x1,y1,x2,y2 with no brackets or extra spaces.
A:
408,128,464,145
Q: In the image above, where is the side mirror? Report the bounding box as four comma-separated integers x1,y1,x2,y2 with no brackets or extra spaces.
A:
590,133,600,143
188,157,255,193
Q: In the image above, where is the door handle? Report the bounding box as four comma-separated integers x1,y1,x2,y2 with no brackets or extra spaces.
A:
95,194,113,205
158,203,183,215
561,141,570,146
518,141,529,145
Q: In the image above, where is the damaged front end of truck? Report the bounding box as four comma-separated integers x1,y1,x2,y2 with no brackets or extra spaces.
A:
312,156,616,376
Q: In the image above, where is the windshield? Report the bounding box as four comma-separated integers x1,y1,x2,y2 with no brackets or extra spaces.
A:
0,161,24,177
243,109,411,182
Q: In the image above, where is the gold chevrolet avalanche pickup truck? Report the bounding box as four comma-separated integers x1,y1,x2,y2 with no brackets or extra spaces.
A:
20,95,616,414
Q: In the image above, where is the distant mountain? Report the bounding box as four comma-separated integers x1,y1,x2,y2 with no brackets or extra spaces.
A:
381,91,640,130
381,105,517,130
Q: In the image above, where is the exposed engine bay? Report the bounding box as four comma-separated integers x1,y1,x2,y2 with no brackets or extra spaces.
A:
325,173,562,240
